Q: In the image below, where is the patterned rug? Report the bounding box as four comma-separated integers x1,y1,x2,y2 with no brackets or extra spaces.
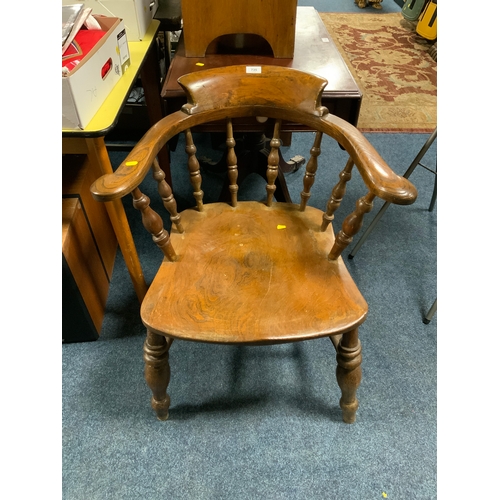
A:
320,13,437,132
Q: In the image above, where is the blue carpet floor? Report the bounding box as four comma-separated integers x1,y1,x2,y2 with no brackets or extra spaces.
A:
63,130,438,499
60,1,442,498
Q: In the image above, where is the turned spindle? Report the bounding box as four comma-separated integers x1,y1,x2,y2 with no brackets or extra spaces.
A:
144,331,173,420
334,329,362,424
132,187,177,261
321,158,355,231
328,192,375,260
226,118,239,207
185,128,204,211
151,158,184,233
265,120,282,207
300,131,323,211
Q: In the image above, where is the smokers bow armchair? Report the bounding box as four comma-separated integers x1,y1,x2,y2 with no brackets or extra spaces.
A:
91,65,417,423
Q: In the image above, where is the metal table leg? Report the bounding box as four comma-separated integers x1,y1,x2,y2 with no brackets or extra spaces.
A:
348,128,437,259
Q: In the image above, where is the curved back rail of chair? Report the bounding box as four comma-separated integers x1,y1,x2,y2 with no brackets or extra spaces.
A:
92,65,416,261
90,66,417,423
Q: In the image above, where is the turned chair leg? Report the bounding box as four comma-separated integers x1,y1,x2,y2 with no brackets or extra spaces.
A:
334,328,362,423
143,330,173,420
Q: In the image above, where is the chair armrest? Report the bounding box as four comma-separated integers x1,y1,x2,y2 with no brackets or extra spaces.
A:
322,113,418,205
90,111,190,202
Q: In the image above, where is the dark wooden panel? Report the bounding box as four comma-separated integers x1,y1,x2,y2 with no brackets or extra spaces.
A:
62,198,109,341
62,154,117,279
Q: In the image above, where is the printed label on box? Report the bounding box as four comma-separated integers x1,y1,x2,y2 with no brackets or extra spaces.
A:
117,29,130,74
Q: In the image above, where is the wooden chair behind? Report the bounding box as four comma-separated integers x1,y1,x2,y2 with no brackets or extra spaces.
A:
91,66,417,423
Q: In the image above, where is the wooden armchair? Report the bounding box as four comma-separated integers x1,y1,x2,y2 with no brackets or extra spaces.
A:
91,66,417,423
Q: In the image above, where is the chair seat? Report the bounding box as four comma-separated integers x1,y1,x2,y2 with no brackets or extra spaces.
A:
141,202,368,344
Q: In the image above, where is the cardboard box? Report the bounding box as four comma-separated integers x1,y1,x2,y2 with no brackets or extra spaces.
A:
62,16,131,130
62,0,158,41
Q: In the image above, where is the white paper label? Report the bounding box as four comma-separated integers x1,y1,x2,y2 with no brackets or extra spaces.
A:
246,66,262,74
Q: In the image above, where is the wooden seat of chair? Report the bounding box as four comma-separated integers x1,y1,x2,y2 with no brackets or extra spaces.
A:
91,65,417,424
142,202,368,344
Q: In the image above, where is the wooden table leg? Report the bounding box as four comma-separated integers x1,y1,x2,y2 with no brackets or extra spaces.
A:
140,32,173,187
85,137,148,302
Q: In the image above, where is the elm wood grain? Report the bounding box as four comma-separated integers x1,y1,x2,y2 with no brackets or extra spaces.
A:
142,202,368,343
181,0,298,58
91,65,417,423
94,67,415,206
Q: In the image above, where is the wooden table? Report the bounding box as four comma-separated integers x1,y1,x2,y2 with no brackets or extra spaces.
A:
162,7,362,126
62,20,165,302
160,7,362,200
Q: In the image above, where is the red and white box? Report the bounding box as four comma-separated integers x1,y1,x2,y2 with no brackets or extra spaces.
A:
62,0,159,41
62,16,131,130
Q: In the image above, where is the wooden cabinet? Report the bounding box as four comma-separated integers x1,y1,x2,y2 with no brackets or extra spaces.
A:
62,155,118,342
